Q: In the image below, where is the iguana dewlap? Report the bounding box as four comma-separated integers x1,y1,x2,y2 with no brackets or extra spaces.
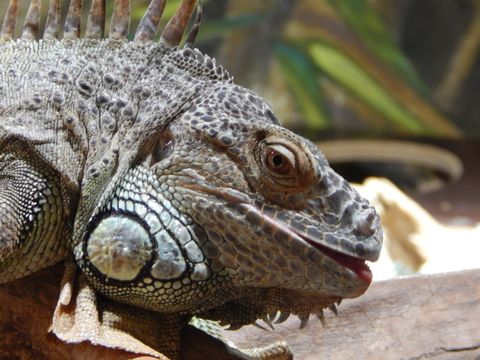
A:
0,1,383,359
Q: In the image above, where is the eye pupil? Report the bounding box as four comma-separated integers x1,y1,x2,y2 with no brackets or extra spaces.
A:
272,154,284,167
266,148,291,174
263,145,296,176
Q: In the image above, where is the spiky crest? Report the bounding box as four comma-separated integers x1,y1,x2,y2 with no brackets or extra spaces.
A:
0,0,201,46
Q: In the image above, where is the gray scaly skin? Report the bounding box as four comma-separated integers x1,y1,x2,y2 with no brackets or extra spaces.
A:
0,0,382,358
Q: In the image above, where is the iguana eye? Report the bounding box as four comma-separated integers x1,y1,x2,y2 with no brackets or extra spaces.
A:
264,145,296,176
255,136,316,193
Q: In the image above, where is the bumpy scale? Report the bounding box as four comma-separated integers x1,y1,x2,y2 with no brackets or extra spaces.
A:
0,0,382,359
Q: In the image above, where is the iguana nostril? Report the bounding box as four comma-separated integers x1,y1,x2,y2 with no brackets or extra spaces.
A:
355,212,376,237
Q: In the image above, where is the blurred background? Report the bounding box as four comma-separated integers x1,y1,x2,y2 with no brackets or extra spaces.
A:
1,0,479,275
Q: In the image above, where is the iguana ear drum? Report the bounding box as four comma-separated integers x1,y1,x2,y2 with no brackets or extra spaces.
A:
86,215,153,281
85,210,192,283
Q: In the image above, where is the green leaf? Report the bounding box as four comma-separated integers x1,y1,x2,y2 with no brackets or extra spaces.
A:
274,43,330,129
308,42,427,133
328,0,429,95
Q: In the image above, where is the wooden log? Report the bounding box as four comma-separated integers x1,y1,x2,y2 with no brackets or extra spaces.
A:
225,269,480,359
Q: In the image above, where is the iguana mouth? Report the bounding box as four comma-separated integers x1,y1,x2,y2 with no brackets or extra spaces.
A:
240,204,374,285
293,232,373,284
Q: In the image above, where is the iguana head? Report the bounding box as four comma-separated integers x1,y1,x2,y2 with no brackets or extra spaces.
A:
82,83,382,327
131,80,383,325
0,0,381,327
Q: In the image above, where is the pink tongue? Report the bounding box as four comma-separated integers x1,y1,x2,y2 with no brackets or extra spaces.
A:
359,267,373,283
342,258,373,283
304,239,373,284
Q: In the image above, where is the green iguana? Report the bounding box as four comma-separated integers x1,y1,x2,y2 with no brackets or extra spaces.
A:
0,0,382,358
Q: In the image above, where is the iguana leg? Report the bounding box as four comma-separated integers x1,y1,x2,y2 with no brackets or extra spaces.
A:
188,318,293,360
0,140,70,283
